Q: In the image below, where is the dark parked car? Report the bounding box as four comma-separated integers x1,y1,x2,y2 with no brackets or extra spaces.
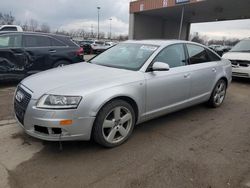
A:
209,45,232,57
0,32,84,81
79,40,93,54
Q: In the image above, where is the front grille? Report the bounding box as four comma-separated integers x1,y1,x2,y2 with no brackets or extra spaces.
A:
232,72,249,77
231,60,250,67
14,86,32,124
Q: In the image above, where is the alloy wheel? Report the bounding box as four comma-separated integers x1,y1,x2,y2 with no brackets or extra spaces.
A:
213,81,226,106
102,106,133,144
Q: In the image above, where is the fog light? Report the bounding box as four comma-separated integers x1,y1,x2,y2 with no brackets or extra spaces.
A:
60,119,73,126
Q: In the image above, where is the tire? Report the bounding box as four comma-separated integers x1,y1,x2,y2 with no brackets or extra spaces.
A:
53,60,70,68
93,100,135,148
207,79,227,108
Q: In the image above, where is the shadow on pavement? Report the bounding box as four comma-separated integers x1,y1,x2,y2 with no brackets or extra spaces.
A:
0,80,19,88
232,77,250,84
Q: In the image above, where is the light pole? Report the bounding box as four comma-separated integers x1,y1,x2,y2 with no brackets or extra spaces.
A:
97,6,101,40
109,18,112,40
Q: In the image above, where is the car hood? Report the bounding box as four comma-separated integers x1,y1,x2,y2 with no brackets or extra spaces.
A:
21,62,143,99
222,52,250,61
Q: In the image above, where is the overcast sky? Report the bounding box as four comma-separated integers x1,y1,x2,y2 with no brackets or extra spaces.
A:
1,0,250,39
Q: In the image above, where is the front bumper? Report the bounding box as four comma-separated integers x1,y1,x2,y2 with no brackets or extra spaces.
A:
232,67,250,78
15,98,95,141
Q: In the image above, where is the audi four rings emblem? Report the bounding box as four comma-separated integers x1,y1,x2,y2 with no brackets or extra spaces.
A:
15,91,24,103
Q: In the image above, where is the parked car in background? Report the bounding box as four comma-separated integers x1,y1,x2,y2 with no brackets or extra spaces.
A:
105,41,116,47
0,25,23,32
222,38,250,78
79,40,93,54
14,40,231,148
91,40,109,54
0,31,84,81
209,44,231,56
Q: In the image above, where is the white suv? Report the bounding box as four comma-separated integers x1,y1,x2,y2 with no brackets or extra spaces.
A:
223,39,250,78
0,25,23,32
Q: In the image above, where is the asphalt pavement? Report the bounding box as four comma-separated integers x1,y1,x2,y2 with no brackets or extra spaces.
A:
0,78,250,188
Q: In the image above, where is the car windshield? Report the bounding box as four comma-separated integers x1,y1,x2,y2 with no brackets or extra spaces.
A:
84,41,93,44
230,40,250,52
89,43,158,71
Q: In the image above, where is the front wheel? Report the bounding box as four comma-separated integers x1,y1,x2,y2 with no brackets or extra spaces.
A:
93,100,135,148
207,79,227,108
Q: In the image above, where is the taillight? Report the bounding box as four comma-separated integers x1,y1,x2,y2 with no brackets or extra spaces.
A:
76,48,84,56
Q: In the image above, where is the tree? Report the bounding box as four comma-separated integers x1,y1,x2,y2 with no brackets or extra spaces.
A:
0,12,15,25
40,23,50,33
28,19,38,31
22,21,29,31
190,32,206,45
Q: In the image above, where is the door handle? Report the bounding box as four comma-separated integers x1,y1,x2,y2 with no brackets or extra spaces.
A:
212,68,217,72
184,73,190,78
49,49,56,53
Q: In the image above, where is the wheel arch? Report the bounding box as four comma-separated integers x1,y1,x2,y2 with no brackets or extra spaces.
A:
52,58,72,67
90,95,140,141
220,76,228,88
95,95,139,124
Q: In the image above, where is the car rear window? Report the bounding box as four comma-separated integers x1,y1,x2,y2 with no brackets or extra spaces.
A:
0,27,18,31
95,41,104,45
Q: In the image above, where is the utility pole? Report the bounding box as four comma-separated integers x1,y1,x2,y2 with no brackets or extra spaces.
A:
91,24,93,38
109,18,112,40
178,6,185,40
97,6,101,40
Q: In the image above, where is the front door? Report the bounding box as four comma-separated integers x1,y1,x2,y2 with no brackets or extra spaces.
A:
144,44,191,119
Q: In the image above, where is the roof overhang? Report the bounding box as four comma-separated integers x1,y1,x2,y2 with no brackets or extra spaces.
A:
130,0,250,23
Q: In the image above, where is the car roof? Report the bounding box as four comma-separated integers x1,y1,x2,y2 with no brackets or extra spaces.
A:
123,39,196,47
0,31,69,38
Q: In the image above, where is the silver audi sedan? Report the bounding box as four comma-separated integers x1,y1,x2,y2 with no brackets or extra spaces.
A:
14,40,232,147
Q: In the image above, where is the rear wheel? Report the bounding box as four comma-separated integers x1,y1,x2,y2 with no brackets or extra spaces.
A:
93,100,135,148
53,60,70,68
208,79,227,108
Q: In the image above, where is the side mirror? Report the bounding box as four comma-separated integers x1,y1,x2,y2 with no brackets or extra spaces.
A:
152,62,170,71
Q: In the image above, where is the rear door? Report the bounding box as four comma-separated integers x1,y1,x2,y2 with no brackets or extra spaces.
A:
49,36,71,63
0,33,27,80
23,34,52,74
145,43,191,119
185,44,220,100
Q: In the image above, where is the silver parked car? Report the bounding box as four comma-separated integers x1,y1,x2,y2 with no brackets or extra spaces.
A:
14,40,232,147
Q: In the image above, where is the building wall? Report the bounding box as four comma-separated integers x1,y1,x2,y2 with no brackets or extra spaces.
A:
129,14,190,40
130,14,164,40
163,19,190,39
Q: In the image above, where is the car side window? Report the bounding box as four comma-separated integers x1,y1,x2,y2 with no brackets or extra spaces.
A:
187,44,211,64
24,35,51,47
206,49,221,61
0,34,21,48
153,44,186,68
50,38,66,47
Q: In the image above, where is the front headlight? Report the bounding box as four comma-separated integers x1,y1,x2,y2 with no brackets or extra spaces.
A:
37,95,82,109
